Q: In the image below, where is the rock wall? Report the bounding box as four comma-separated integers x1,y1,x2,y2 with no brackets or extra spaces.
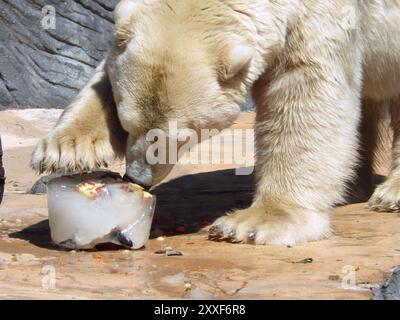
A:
0,0,255,111
0,0,119,110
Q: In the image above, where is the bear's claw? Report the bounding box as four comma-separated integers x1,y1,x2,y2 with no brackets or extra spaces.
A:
247,231,257,242
30,128,118,175
208,205,331,246
208,225,224,241
208,223,257,244
368,178,400,213
207,227,243,243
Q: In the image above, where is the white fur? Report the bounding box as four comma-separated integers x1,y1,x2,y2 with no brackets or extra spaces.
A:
31,0,400,245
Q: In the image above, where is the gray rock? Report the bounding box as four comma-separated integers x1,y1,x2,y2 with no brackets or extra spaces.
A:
372,267,400,300
29,171,65,194
0,0,255,112
0,0,119,110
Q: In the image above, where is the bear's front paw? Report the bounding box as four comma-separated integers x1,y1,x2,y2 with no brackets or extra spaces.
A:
368,178,400,212
208,204,331,246
31,128,117,174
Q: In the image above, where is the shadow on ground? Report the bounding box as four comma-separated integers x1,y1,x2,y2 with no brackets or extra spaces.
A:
9,168,255,249
151,168,255,236
9,169,389,250
9,219,59,250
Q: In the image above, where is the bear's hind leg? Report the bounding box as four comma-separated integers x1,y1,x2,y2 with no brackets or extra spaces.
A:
368,99,400,212
347,99,381,203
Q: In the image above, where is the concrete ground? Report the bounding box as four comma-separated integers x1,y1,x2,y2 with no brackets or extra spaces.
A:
0,109,399,299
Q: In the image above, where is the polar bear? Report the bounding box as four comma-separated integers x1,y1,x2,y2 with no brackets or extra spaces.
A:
31,0,400,245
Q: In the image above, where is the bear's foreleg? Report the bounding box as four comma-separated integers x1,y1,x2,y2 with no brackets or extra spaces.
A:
31,61,127,174
210,9,363,245
210,63,362,245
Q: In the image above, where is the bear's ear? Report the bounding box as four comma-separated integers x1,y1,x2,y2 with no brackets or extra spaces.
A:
114,0,140,47
220,45,254,81
115,0,140,28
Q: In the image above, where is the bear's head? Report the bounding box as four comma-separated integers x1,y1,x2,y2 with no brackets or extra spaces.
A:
107,0,261,186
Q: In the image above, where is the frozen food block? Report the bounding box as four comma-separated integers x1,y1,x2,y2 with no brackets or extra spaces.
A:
47,172,156,250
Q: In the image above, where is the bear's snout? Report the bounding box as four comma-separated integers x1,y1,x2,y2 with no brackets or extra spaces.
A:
124,158,153,187
125,135,153,187
125,134,174,187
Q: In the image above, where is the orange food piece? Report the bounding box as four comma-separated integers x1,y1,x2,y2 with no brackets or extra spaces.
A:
121,183,144,197
121,183,153,199
92,253,102,261
76,181,106,199
126,183,144,192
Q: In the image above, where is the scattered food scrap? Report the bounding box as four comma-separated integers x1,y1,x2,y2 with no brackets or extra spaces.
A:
109,268,119,274
155,247,184,256
185,283,192,291
293,258,313,264
329,275,341,281
166,250,183,256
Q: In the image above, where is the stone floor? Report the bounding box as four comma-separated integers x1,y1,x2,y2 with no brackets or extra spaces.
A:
0,110,399,299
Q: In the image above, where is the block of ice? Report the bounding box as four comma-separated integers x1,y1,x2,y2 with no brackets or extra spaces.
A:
47,172,156,250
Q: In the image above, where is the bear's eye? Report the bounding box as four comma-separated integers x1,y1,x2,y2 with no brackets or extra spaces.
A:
219,45,253,82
